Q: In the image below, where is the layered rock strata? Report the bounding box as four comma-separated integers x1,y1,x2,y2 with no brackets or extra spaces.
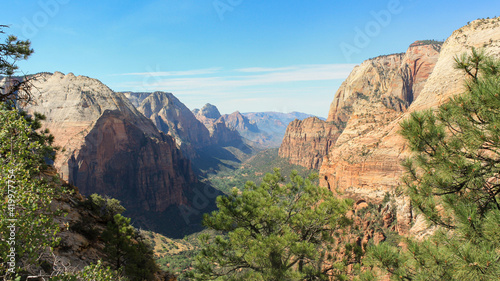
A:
22,72,205,236
320,19,500,200
280,41,441,171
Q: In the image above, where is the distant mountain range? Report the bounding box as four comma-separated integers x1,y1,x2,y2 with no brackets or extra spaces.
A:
191,104,324,149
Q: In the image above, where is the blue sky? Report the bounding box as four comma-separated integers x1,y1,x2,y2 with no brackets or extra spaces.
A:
5,0,500,116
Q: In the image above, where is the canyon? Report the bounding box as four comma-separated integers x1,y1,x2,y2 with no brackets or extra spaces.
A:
23,72,218,238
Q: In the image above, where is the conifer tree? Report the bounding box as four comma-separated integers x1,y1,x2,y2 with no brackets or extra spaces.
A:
190,169,352,281
98,198,158,281
0,25,35,105
366,49,500,280
102,214,135,271
0,104,63,278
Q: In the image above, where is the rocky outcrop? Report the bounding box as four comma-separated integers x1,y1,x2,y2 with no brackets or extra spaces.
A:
243,111,317,148
218,111,270,145
23,168,176,280
280,20,500,238
220,111,260,133
68,109,196,212
137,92,212,159
122,92,152,108
22,72,213,237
319,19,500,203
23,72,157,180
193,103,241,145
280,42,441,171
193,103,221,121
279,117,341,169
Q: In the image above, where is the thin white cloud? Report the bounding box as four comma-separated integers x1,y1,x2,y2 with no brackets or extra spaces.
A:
123,64,356,90
235,66,297,73
117,67,221,77
112,63,356,115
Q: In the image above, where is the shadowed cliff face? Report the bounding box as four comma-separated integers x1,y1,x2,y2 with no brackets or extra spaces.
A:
68,109,195,213
23,72,219,238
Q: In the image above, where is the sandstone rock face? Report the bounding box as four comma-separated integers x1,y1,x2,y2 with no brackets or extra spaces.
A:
320,19,500,201
280,42,441,171
137,92,212,159
69,109,196,212
23,72,198,225
24,72,157,180
317,45,440,196
220,111,260,133
279,117,340,169
219,111,271,145
208,119,243,145
194,103,221,120
122,92,152,108
409,19,500,113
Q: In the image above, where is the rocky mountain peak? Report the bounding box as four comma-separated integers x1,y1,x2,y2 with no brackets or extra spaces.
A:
281,33,442,170
197,103,222,119
136,91,213,159
221,111,260,133
319,18,500,198
21,73,212,237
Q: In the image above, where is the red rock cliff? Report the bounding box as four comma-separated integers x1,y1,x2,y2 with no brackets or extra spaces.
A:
319,18,500,201
23,72,197,214
279,117,340,169
279,41,440,170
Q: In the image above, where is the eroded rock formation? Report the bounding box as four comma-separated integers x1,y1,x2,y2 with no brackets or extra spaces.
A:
279,40,441,171
280,19,500,234
137,91,212,159
22,72,212,237
193,103,241,145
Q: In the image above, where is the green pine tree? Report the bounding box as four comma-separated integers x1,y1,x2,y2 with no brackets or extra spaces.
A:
0,25,34,106
366,49,500,280
99,199,158,281
102,214,135,272
190,169,352,281
0,104,64,278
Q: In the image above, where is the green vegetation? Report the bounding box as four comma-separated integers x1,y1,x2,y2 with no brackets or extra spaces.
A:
0,26,65,276
367,50,500,280
412,39,444,46
87,194,159,281
0,25,35,105
206,148,317,194
50,261,126,281
0,26,161,280
149,230,209,280
189,170,352,280
0,99,66,278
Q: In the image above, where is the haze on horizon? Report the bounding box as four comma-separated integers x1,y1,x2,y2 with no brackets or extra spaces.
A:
4,0,499,117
